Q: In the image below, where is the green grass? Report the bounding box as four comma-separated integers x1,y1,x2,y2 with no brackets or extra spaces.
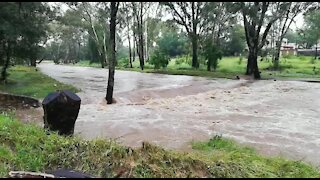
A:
0,66,79,99
0,114,319,178
72,60,101,68
75,56,320,80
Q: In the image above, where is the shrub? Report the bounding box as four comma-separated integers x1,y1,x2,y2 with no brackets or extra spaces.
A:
149,49,170,69
238,56,243,65
116,58,129,68
175,56,192,66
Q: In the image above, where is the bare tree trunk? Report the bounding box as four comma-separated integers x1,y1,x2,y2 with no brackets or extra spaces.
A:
106,2,118,104
139,2,144,70
315,45,318,60
128,35,133,68
133,29,136,62
1,41,10,83
246,47,260,79
145,19,149,62
55,42,62,64
191,34,198,68
246,49,253,75
77,42,81,63
191,2,199,69
30,58,37,67
0,40,3,66
274,41,281,69
126,15,133,68
207,58,211,71
100,53,105,68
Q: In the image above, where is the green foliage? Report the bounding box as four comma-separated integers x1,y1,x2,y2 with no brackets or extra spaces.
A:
203,40,223,71
224,25,246,56
155,31,188,57
149,49,171,69
302,10,320,48
174,55,192,66
238,56,243,65
0,66,79,99
0,2,53,81
0,114,319,178
116,58,130,68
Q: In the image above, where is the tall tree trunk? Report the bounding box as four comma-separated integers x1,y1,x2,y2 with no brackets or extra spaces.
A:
207,58,211,71
274,41,281,69
100,53,105,68
0,41,3,66
128,38,133,68
139,2,144,71
191,34,198,68
191,2,199,69
145,19,149,62
315,45,318,60
77,42,81,63
252,54,260,79
30,58,37,67
106,2,118,104
0,54,3,66
246,46,260,79
127,26,133,68
1,41,10,83
132,26,136,62
246,51,253,75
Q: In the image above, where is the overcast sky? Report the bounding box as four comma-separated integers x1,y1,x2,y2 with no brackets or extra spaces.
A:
49,2,305,47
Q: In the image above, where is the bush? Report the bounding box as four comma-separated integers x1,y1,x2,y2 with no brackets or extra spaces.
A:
149,49,170,69
175,56,192,66
238,56,243,65
116,58,129,68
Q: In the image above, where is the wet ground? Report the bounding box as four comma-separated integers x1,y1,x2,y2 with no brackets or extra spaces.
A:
37,62,320,166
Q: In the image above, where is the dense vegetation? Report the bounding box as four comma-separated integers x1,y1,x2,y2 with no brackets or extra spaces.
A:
1,114,319,178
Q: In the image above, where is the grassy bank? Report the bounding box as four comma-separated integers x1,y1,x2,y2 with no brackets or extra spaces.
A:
0,66,79,99
0,113,319,178
74,56,320,80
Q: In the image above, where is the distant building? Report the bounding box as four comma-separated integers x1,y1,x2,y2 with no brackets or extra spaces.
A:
296,49,320,56
280,38,296,56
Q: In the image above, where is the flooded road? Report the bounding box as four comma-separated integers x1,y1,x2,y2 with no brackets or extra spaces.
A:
38,62,320,166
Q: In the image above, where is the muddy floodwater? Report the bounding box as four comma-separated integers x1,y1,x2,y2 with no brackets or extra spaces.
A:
37,62,320,166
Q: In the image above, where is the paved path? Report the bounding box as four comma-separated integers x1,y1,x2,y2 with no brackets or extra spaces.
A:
38,62,320,166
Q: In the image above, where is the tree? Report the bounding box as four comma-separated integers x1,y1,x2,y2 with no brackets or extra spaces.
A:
66,2,110,68
106,2,119,104
131,2,152,70
162,2,207,68
0,2,52,83
272,2,314,69
304,9,320,58
122,2,133,68
155,30,188,57
283,28,298,43
203,38,222,71
224,24,246,56
234,2,289,79
149,49,170,69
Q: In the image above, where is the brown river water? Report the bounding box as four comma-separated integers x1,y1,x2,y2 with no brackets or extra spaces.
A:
26,62,320,166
